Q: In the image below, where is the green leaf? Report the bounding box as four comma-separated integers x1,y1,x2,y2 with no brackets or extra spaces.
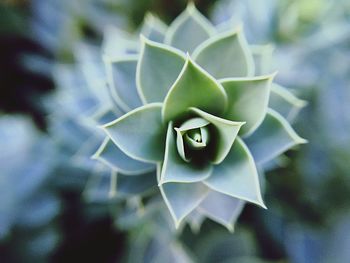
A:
159,122,212,184
104,56,143,111
269,83,307,122
198,191,245,232
190,108,244,164
164,2,215,53
204,137,266,208
244,109,307,165
193,28,255,78
103,103,166,163
137,36,186,103
177,117,210,132
220,73,276,136
162,57,228,123
251,45,274,75
160,181,209,227
140,13,167,43
117,170,157,197
92,137,155,175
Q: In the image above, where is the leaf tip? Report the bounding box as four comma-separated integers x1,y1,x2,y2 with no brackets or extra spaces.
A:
186,1,196,13
227,224,235,233
235,22,243,33
269,71,278,80
297,137,308,144
139,33,148,43
144,12,155,23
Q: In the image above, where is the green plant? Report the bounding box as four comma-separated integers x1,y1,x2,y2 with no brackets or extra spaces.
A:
93,3,306,231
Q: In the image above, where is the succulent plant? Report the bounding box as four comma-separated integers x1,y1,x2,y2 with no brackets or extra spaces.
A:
92,3,306,230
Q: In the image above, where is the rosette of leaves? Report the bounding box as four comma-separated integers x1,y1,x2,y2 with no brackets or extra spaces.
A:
93,3,306,230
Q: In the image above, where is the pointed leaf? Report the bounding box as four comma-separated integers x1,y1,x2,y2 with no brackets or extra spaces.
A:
165,3,215,53
244,109,307,165
103,103,166,163
190,108,244,164
137,36,186,103
92,137,155,175
198,191,245,231
193,28,255,78
160,181,209,227
105,56,143,111
220,74,275,136
204,137,266,208
141,13,167,43
117,170,157,197
162,57,228,123
269,83,307,122
159,122,212,184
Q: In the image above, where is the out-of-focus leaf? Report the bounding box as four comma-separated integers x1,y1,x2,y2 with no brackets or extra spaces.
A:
165,3,215,54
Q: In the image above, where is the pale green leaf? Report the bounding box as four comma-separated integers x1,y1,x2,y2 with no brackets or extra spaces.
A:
92,137,155,175
198,191,245,232
162,57,228,123
177,117,210,132
204,137,266,208
104,56,143,111
244,109,307,165
140,13,167,43
165,2,215,53
160,181,209,227
190,108,244,164
269,83,307,122
137,36,186,103
220,73,276,136
193,28,255,78
159,122,212,184
103,103,166,163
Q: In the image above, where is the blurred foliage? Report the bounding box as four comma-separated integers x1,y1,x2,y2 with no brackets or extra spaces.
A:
0,0,350,262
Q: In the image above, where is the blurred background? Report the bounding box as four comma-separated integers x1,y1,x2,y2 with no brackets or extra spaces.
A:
0,0,349,262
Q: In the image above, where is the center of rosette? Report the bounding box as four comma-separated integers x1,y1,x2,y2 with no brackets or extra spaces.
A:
174,117,210,162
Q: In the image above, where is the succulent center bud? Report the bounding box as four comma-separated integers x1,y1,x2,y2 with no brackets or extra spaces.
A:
174,117,211,162
188,129,202,143
184,127,208,149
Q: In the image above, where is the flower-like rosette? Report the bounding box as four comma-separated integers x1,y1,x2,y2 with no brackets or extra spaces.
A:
93,3,306,230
